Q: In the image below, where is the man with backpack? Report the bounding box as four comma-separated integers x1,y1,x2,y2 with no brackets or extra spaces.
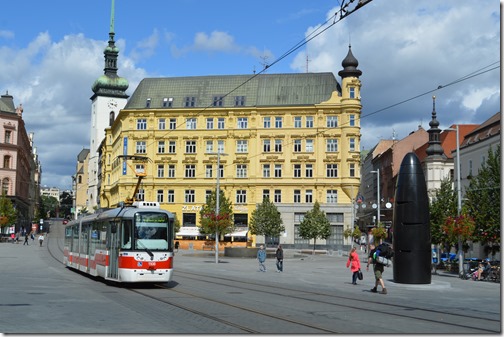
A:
367,243,387,294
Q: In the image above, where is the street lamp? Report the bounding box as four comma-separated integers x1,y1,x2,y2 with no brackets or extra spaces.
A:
370,169,380,227
210,150,228,264
446,124,463,277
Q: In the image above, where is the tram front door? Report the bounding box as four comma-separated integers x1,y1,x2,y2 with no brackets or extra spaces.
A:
107,221,120,280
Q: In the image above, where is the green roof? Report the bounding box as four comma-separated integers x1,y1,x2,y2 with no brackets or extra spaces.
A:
125,73,341,109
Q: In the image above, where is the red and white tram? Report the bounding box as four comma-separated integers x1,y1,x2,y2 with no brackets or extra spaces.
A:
64,201,175,283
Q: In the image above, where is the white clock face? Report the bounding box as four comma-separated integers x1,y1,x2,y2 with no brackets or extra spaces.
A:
107,99,118,109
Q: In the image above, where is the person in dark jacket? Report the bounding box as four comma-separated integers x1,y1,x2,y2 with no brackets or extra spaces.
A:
275,245,284,272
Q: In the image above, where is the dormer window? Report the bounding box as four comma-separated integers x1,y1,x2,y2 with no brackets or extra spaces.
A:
213,96,224,107
184,96,196,107
163,97,173,108
146,98,151,108
235,96,246,106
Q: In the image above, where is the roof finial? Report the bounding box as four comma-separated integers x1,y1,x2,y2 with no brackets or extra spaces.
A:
110,0,115,35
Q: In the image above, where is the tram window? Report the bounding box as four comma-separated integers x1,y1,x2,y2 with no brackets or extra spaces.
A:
121,220,132,249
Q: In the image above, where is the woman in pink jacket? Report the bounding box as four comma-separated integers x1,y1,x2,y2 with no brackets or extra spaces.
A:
346,247,361,285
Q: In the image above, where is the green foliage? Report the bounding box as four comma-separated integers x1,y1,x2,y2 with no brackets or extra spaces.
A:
249,198,285,239
343,226,362,246
465,145,500,253
0,191,16,227
59,191,73,218
173,213,181,234
429,178,457,247
298,201,331,251
40,195,59,218
371,223,387,243
198,189,234,237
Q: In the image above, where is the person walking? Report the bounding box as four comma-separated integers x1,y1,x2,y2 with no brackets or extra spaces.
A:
275,245,284,272
38,234,44,247
257,245,267,272
346,247,361,285
367,243,387,294
23,233,29,245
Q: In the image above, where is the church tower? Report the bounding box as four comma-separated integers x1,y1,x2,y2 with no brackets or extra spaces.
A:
87,0,129,211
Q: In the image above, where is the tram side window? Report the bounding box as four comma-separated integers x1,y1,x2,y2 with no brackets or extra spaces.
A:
121,220,132,249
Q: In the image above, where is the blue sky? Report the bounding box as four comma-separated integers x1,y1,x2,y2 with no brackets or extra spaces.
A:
0,0,500,190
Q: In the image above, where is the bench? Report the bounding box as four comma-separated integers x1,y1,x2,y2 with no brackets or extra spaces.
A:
202,243,215,251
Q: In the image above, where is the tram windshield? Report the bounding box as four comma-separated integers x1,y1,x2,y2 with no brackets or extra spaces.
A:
134,212,169,250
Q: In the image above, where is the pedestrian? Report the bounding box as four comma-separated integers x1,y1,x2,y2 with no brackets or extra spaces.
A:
275,244,284,272
15,232,20,244
38,234,44,247
174,241,179,253
257,245,267,272
10,233,15,243
23,233,29,246
31,232,35,241
346,247,361,285
367,243,387,294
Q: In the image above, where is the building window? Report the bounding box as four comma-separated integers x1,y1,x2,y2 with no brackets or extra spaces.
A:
263,117,271,128
168,141,176,153
294,116,302,128
218,164,224,178
158,118,166,130
306,164,313,178
168,165,175,178
349,87,355,98
305,190,313,203
217,140,225,153
206,190,212,202
327,164,338,177
327,190,338,203
236,140,248,153
469,159,473,176
294,190,301,203
327,139,338,152
167,190,175,203
4,131,11,143
162,97,173,108
146,98,151,108
217,118,225,129
236,164,247,178
169,118,177,130
136,188,145,201
237,117,248,129
327,116,338,128
206,118,214,129
3,156,10,169
186,118,197,129
349,114,355,126
185,165,196,178
274,139,282,152
137,118,147,130
306,116,314,128
157,164,164,178
349,138,355,151
263,139,271,152
1,178,8,195
235,96,246,106
305,139,314,152
236,190,247,204
186,140,197,153
294,164,301,178
275,116,283,128
206,140,214,153
213,96,224,107
184,96,196,107
263,189,270,201
136,141,146,154
274,164,282,178
263,164,270,178
274,189,282,203
158,141,165,154
205,165,213,178
349,163,355,177
157,190,164,203
293,139,301,152
185,190,195,203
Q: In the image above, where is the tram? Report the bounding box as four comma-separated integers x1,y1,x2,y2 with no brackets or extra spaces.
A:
64,201,175,283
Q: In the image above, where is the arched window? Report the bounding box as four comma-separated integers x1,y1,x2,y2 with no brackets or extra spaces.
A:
3,156,10,169
109,111,115,126
78,175,82,184
2,178,9,195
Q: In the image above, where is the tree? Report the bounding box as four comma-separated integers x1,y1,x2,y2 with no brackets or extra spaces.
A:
465,145,500,256
199,189,234,239
298,201,331,252
343,226,361,247
59,191,73,219
0,191,16,228
429,178,457,252
40,195,59,218
249,198,284,246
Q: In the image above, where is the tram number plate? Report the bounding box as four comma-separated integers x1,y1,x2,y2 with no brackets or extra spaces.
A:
149,262,156,267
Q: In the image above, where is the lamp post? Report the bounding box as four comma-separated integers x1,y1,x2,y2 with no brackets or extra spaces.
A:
212,150,228,264
370,169,380,227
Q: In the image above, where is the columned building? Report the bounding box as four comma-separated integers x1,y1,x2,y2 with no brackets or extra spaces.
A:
100,47,363,249
87,0,128,211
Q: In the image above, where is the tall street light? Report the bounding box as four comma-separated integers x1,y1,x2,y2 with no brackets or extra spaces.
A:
370,169,380,227
212,150,228,264
446,125,463,277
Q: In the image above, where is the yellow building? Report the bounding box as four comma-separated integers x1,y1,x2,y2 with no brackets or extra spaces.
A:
100,47,362,249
